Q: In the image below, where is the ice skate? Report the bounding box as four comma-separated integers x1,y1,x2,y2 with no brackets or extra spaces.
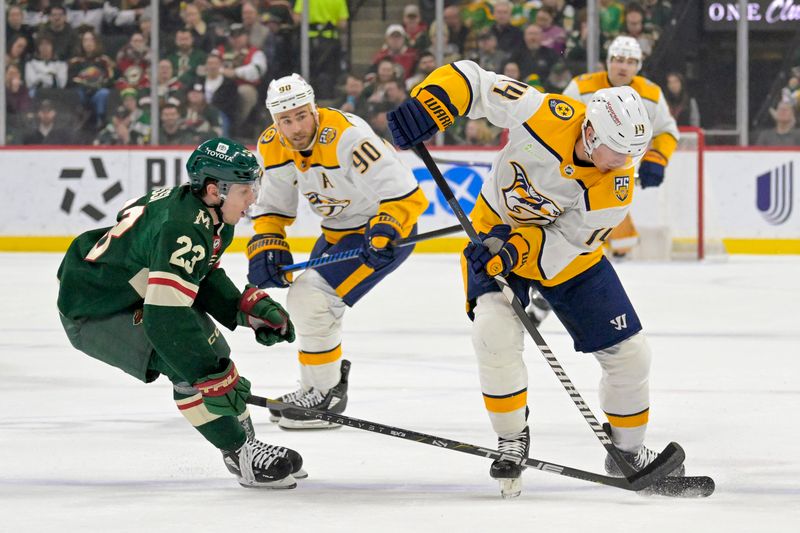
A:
278,360,350,430
222,438,297,489
603,423,685,477
268,385,308,423
490,426,530,499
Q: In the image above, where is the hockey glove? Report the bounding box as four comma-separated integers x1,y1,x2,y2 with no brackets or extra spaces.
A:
360,213,402,270
247,234,294,288
237,284,296,346
388,97,439,150
638,150,667,188
194,359,251,417
464,224,527,286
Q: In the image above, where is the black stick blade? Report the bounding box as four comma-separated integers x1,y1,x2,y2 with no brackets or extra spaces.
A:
626,442,686,491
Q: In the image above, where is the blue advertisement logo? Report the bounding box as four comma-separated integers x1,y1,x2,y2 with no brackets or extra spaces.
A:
413,165,484,216
756,161,793,225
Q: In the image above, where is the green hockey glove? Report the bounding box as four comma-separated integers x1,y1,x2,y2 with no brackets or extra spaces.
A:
236,284,296,346
194,359,251,417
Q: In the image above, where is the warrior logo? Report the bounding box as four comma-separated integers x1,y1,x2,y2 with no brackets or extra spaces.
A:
756,162,793,225
502,161,563,223
304,191,351,217
614,176,630,201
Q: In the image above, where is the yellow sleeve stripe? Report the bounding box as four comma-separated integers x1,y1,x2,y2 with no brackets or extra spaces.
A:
253,214,295,236
652,132,679,161
605,408,649,428
411,63,473,117
298,344,342,366
483,389,528,413
377,187,429,237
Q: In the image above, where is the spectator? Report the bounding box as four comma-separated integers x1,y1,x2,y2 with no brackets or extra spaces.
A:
464,118,498,146
183,83,225,144
294,0,349,99
470,29,509,75
240,1,268,49
25,35,68,96
405,51,437,92
182,2,214,52
66,0,107,34
337,74,368,116
534,7,567,56
364,58,402,106
664,72,700,127
511,24,558,82
491,1,524,53
37,5,77,61
382,79,407,107
6,5,34,52
159,103,192,145
197,52,239,136
756,102,800,146
545,61,572,93
116,32,151,91
623,2,656,59
94,87,150,146
642,0,673,35
110,0,150,34
462,0,496,33
5,64,33,118
403,4,430,52
427,20,462,64
503,60,522,81
262,5,297,81
156,59,186,106
373,24,418,80
6,35,31,73
68,29,115,130
22,99,72,144
169,28,208,87
600,0,625,41
216,23,267,133
367,101,393,139
565,9,590,67
541,0,576,32
443,4,472,56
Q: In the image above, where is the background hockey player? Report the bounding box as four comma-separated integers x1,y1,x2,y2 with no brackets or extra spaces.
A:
248,74,428,429
57,138,303,489
563,35,681,258
388,60,684,497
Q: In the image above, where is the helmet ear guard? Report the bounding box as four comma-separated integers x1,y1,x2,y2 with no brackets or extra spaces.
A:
582,86,652,169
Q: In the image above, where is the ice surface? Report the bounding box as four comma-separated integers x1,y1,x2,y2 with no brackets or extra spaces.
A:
1,253,798,532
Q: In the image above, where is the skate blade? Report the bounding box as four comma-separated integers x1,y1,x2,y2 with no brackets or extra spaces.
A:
293,467,309,479
498,477,522,499
278,417,342,430
238,474,297,490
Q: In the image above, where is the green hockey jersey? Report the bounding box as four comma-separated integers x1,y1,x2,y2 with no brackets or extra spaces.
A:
57,185,243,383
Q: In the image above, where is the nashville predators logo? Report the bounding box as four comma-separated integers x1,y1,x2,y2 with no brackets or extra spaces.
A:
614,176,630,201
304,191,351,217
502,161,563,223
260,128,276,144
549,99,574,120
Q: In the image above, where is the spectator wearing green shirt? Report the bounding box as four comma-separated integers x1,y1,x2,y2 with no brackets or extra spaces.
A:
600,0,625,40
294,0,349,99
169,28,208,87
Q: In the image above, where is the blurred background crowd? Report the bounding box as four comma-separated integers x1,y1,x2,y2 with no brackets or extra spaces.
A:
3,0,799,147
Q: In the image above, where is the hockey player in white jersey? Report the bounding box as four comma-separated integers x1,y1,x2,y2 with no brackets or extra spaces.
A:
248,74,429,429
563,35,680,257
388,60,684,497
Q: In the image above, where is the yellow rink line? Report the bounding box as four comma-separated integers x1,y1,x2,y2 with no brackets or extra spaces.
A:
0,237,798,254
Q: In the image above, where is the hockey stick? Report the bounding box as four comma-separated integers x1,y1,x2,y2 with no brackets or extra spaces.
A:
247,394,665,492
412,143,684,486
430,155,493,169
280,224,464,273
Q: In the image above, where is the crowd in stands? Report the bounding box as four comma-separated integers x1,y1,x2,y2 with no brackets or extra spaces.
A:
4,0,719,147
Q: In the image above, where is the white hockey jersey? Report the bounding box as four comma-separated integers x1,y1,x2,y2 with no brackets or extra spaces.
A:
252,107,428,242
563,72,680,162
411,60,637,284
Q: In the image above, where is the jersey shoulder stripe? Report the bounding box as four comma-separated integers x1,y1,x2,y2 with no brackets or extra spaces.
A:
524,95,585,163
630,76,662,103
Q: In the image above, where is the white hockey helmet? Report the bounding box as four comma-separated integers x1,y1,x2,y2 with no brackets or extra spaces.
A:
606,36,642,73
265,74,316,115
582,86,652,168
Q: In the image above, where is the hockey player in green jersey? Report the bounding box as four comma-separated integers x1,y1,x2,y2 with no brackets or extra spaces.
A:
57,138,304,489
